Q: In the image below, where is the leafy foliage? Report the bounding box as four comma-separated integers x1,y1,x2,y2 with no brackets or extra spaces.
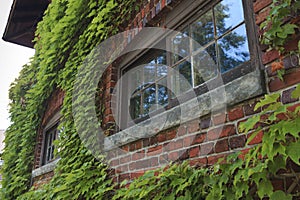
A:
260,0,300,53
1,0,299,199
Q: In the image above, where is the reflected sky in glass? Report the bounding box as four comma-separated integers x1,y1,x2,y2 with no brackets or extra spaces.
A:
193,44,218,85
192,10,214,50
215,0,244,37
218,24,250,72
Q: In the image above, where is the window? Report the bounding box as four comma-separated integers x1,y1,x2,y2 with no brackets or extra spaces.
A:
41,114,60,166
119,0,259,129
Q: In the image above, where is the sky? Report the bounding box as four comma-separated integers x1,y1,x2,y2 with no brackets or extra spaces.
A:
0,0,35,130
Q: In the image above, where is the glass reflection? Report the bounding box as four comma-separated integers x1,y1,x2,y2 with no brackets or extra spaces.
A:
142,84,156,115
218,24,250,72
144,64,156,83
173,60,192,94
215,0,245,37
130,93,141,119
157,77,168,106
193,44,218,86
191,10,214,50
172,27,190,63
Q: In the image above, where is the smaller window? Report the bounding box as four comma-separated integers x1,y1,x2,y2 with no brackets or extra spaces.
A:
41,113,60,166
42,123,58,165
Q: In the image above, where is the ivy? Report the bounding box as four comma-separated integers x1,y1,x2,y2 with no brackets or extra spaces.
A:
1,0,299,199
260,0,300,54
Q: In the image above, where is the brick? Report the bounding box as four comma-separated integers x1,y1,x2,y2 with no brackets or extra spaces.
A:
183,135,194,147
262,49,279,65
212,113,227,125
116,164,129,173
187,119,200,133
110,159,119,167
253,0,272,13
215,139,229,153
119,173,130,182
129,143,136,151
166,129,177,140
159,154,168,164
243,101,261,116
130,171,145,179
130,159,149,170
228,107,244,121
178,149,189,161
147,145,163,156
121,145,129,152
256,7,270,25
238,148,251,160
132,150,145,161
150,136,158,145
120,155,131,164
247,130,263,145
189,157,207,167
200,143,214,156
192,133,206,145
143,138,150,147
207,125,236,141
177,125,187,136
288,103,300,112
168,151,179,161
269,70,300,92
200,116,211,129
229,135,246,149
207,153,228,165
149,157,159,167
165,139,183,151
157,132,167,142
189,146,200,158
135,141,143,150
282,87,298,104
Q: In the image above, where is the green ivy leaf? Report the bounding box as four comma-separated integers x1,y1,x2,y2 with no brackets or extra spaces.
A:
257,180,273,199
270,190,292,200
255,94,280,111
286,141,300,165
291,84,300,99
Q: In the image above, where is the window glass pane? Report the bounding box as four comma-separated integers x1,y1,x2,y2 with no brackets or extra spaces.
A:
171,27,190,63
144,64,156,83
218,24,250,72
142,85,156,115
173,60,192,94
130,68,142,92
157,77,168,106
191,10,214,50
156,53,167,65
157,65,168,78
215,0,244,37
129,93,141,120
193,44,218,86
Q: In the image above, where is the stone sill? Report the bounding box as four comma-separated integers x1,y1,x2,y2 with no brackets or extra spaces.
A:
32,158,60,178
104,69,264,151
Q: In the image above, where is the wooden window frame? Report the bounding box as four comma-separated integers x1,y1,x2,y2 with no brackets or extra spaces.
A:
118,0,262,130
41,112,60,166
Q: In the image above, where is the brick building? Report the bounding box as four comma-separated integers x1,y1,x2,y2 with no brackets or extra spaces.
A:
3,0,300,195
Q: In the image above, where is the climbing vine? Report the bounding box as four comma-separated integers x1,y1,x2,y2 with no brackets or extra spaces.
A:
1,0,299,199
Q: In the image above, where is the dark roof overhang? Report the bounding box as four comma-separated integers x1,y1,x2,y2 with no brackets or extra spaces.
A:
2,0,50,48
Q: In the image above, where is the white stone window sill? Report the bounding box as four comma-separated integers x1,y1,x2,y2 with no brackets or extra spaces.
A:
32,158,60,178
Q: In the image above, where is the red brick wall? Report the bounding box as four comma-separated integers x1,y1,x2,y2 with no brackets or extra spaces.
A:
32,89,64,186
101,0,300,189
32,171,54,189
32,0,300,194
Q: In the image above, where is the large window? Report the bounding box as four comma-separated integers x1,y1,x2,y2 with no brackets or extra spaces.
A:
119,0,258,129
